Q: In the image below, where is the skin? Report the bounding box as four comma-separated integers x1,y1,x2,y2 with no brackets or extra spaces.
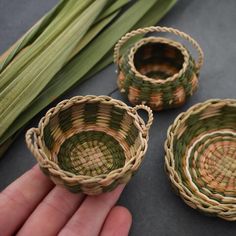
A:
0,165,132,236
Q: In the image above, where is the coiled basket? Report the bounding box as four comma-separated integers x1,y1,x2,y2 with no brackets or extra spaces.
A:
26,95,153,195
165,99,236,220
114,26,204,111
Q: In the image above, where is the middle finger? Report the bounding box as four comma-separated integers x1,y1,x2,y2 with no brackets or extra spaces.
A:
59,185,125,236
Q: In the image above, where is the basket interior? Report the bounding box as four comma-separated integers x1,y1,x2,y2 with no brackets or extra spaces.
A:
133,42,184,80
41,101,142,176
173,104,236,200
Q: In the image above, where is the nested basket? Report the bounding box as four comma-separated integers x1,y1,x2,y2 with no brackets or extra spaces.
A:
165,99,236,220
114,26,204,111
26,95,153,195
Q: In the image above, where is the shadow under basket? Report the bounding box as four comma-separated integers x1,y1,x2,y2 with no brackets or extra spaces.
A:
165,99,236,220
114,26,204,111
26,95,153,195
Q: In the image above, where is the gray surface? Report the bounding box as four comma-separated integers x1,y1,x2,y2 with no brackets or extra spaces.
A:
0,0,236,235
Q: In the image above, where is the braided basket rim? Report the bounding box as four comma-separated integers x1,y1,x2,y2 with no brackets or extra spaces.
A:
164,99,236,220
127,37,190,84
26,95,152,185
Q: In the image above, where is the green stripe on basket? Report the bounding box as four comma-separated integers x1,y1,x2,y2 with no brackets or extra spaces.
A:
186,113,200,127
84,102,99,124
139,82,151,103
121,49,134,90
181,56,195,96
43,123,54,150
161,84,175,108
123,73,133,92
58,108,72,132
109,106,125,130
65,184,81,193
221,106,236,120
125,123,139,146
103,181,119,192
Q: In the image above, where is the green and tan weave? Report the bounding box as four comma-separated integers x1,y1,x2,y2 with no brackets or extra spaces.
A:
165,99,236,220
26,95,153,195
114,26,204,110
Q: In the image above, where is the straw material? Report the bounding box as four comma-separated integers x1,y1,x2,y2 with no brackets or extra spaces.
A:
114,26,204,110
26,95,153,195
165,99,236,220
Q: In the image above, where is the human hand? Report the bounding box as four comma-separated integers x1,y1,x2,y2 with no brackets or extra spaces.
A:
0,165,132,236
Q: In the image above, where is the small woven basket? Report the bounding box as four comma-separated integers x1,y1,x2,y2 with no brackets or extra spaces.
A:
114,26,204,110
165,99,236,220
26,95,153,195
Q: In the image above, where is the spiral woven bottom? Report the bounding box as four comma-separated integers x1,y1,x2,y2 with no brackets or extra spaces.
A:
57,131,126,176
185,130,236,201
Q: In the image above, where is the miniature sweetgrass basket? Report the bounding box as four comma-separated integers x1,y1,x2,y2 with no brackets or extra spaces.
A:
165,99,236,220
26,95,153,195
114,26,204,111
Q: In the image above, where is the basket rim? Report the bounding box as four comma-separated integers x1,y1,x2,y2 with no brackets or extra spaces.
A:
126,37,190,84
164,98,236,219
26,95,150,184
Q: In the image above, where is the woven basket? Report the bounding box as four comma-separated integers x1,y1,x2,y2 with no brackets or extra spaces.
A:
26,95,153,195
165,99,236,220
114,26,204,111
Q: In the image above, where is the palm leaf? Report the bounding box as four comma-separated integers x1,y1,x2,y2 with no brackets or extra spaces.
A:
0,0,108,137
0,0,177,154
0,0,68,72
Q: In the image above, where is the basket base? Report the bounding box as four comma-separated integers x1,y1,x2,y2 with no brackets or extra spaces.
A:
57,131,126,177
185,129,236,197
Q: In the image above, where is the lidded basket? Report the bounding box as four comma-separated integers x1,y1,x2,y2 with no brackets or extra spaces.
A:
165,99,236,220
26,95,153,195
114,26,204,110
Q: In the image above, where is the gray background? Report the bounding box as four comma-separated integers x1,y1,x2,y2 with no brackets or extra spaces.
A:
0,0,236,235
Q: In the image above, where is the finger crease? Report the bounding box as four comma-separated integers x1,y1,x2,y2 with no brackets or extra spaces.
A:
1,188,32,212
42,199,70,216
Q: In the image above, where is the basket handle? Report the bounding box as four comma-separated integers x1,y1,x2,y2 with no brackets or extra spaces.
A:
133,105,153,136
114,26,204,73
25,128,41,159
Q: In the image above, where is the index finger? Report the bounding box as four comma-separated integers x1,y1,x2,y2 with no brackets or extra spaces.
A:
0,165,54,235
